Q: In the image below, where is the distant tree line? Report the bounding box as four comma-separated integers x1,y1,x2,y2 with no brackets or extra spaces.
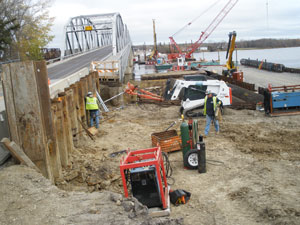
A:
208,38,300,51
134,38,300,53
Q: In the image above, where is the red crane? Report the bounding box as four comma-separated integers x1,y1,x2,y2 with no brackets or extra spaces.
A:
169,0,239,60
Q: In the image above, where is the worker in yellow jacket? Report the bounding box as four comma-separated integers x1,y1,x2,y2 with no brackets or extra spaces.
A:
85,92,100,129
203,90,222,136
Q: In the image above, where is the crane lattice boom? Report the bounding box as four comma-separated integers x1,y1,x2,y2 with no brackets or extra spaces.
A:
169,0,238,60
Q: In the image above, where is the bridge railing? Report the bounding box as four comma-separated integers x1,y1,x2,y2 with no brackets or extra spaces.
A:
117,43,132,82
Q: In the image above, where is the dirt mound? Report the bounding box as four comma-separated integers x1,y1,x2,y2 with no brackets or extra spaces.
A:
56,145,123,193
0,165,183,225
221,120,300,159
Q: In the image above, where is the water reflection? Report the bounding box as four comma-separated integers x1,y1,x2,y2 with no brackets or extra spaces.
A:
133,64,168,81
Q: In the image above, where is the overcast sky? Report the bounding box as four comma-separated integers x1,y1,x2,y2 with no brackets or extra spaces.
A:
48,0,300,48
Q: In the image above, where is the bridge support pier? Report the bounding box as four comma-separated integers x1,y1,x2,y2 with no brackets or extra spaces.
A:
124,50,134,83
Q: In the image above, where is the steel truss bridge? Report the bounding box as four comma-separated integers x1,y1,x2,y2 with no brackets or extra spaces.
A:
48,12,132,96
62,13,130,57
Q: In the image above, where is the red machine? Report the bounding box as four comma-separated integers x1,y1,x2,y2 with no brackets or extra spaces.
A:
125,82,163,101
119,147,169,209
168,0,239,60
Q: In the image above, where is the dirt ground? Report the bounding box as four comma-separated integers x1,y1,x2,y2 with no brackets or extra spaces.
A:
0,165,183,225
1,99,300,224
53,102,300,225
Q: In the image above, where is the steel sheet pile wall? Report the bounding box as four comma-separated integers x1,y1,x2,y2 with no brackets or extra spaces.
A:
2,61,100,183
240,58,285,72
240,58,300,74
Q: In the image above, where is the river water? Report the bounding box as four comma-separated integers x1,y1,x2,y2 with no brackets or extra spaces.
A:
193,46,300,68
133,46,300,80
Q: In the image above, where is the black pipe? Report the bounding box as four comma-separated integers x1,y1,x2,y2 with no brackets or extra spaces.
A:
197,136,206,173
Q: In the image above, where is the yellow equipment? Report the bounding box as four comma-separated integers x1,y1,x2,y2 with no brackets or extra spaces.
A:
223,31,237,76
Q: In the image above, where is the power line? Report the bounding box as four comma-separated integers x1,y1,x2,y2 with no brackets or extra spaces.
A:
171,0,223,37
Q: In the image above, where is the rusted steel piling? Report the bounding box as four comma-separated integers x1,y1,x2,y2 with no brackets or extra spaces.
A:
1,60,101,183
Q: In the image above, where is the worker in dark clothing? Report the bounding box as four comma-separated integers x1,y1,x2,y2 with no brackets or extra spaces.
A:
85,91,100,129
203,90,222,136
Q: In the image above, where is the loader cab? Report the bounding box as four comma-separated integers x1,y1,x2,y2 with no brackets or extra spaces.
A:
181,75,208,101
183,85,207,101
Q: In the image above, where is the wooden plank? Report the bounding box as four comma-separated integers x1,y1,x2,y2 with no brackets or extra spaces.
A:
51,99,69,168
9,61,51,178
77,117,94,141
87,127,98,136
1,64,20,145
34,61,62,181
87,73,93,94
2,138,41,172
70,83,82,140
82,77,89,126
65,89,79,147
91,71,97,94
58,93,74,154
1,138,41,172
77,79,86,125
83,76,89,94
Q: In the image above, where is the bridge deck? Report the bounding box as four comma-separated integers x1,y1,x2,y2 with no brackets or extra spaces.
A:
47,46,112,82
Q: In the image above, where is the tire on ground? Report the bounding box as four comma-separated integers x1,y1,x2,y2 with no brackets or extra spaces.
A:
183,149,198,169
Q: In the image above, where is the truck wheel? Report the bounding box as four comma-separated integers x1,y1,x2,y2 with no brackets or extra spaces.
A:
183,149,198,169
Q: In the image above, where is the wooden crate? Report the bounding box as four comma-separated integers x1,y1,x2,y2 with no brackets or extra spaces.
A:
151,130,182,153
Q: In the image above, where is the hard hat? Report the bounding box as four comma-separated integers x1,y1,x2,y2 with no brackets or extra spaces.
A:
205,90,212,95
87,91,93,96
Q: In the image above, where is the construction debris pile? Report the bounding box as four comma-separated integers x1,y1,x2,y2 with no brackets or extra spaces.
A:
56,144,123,193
